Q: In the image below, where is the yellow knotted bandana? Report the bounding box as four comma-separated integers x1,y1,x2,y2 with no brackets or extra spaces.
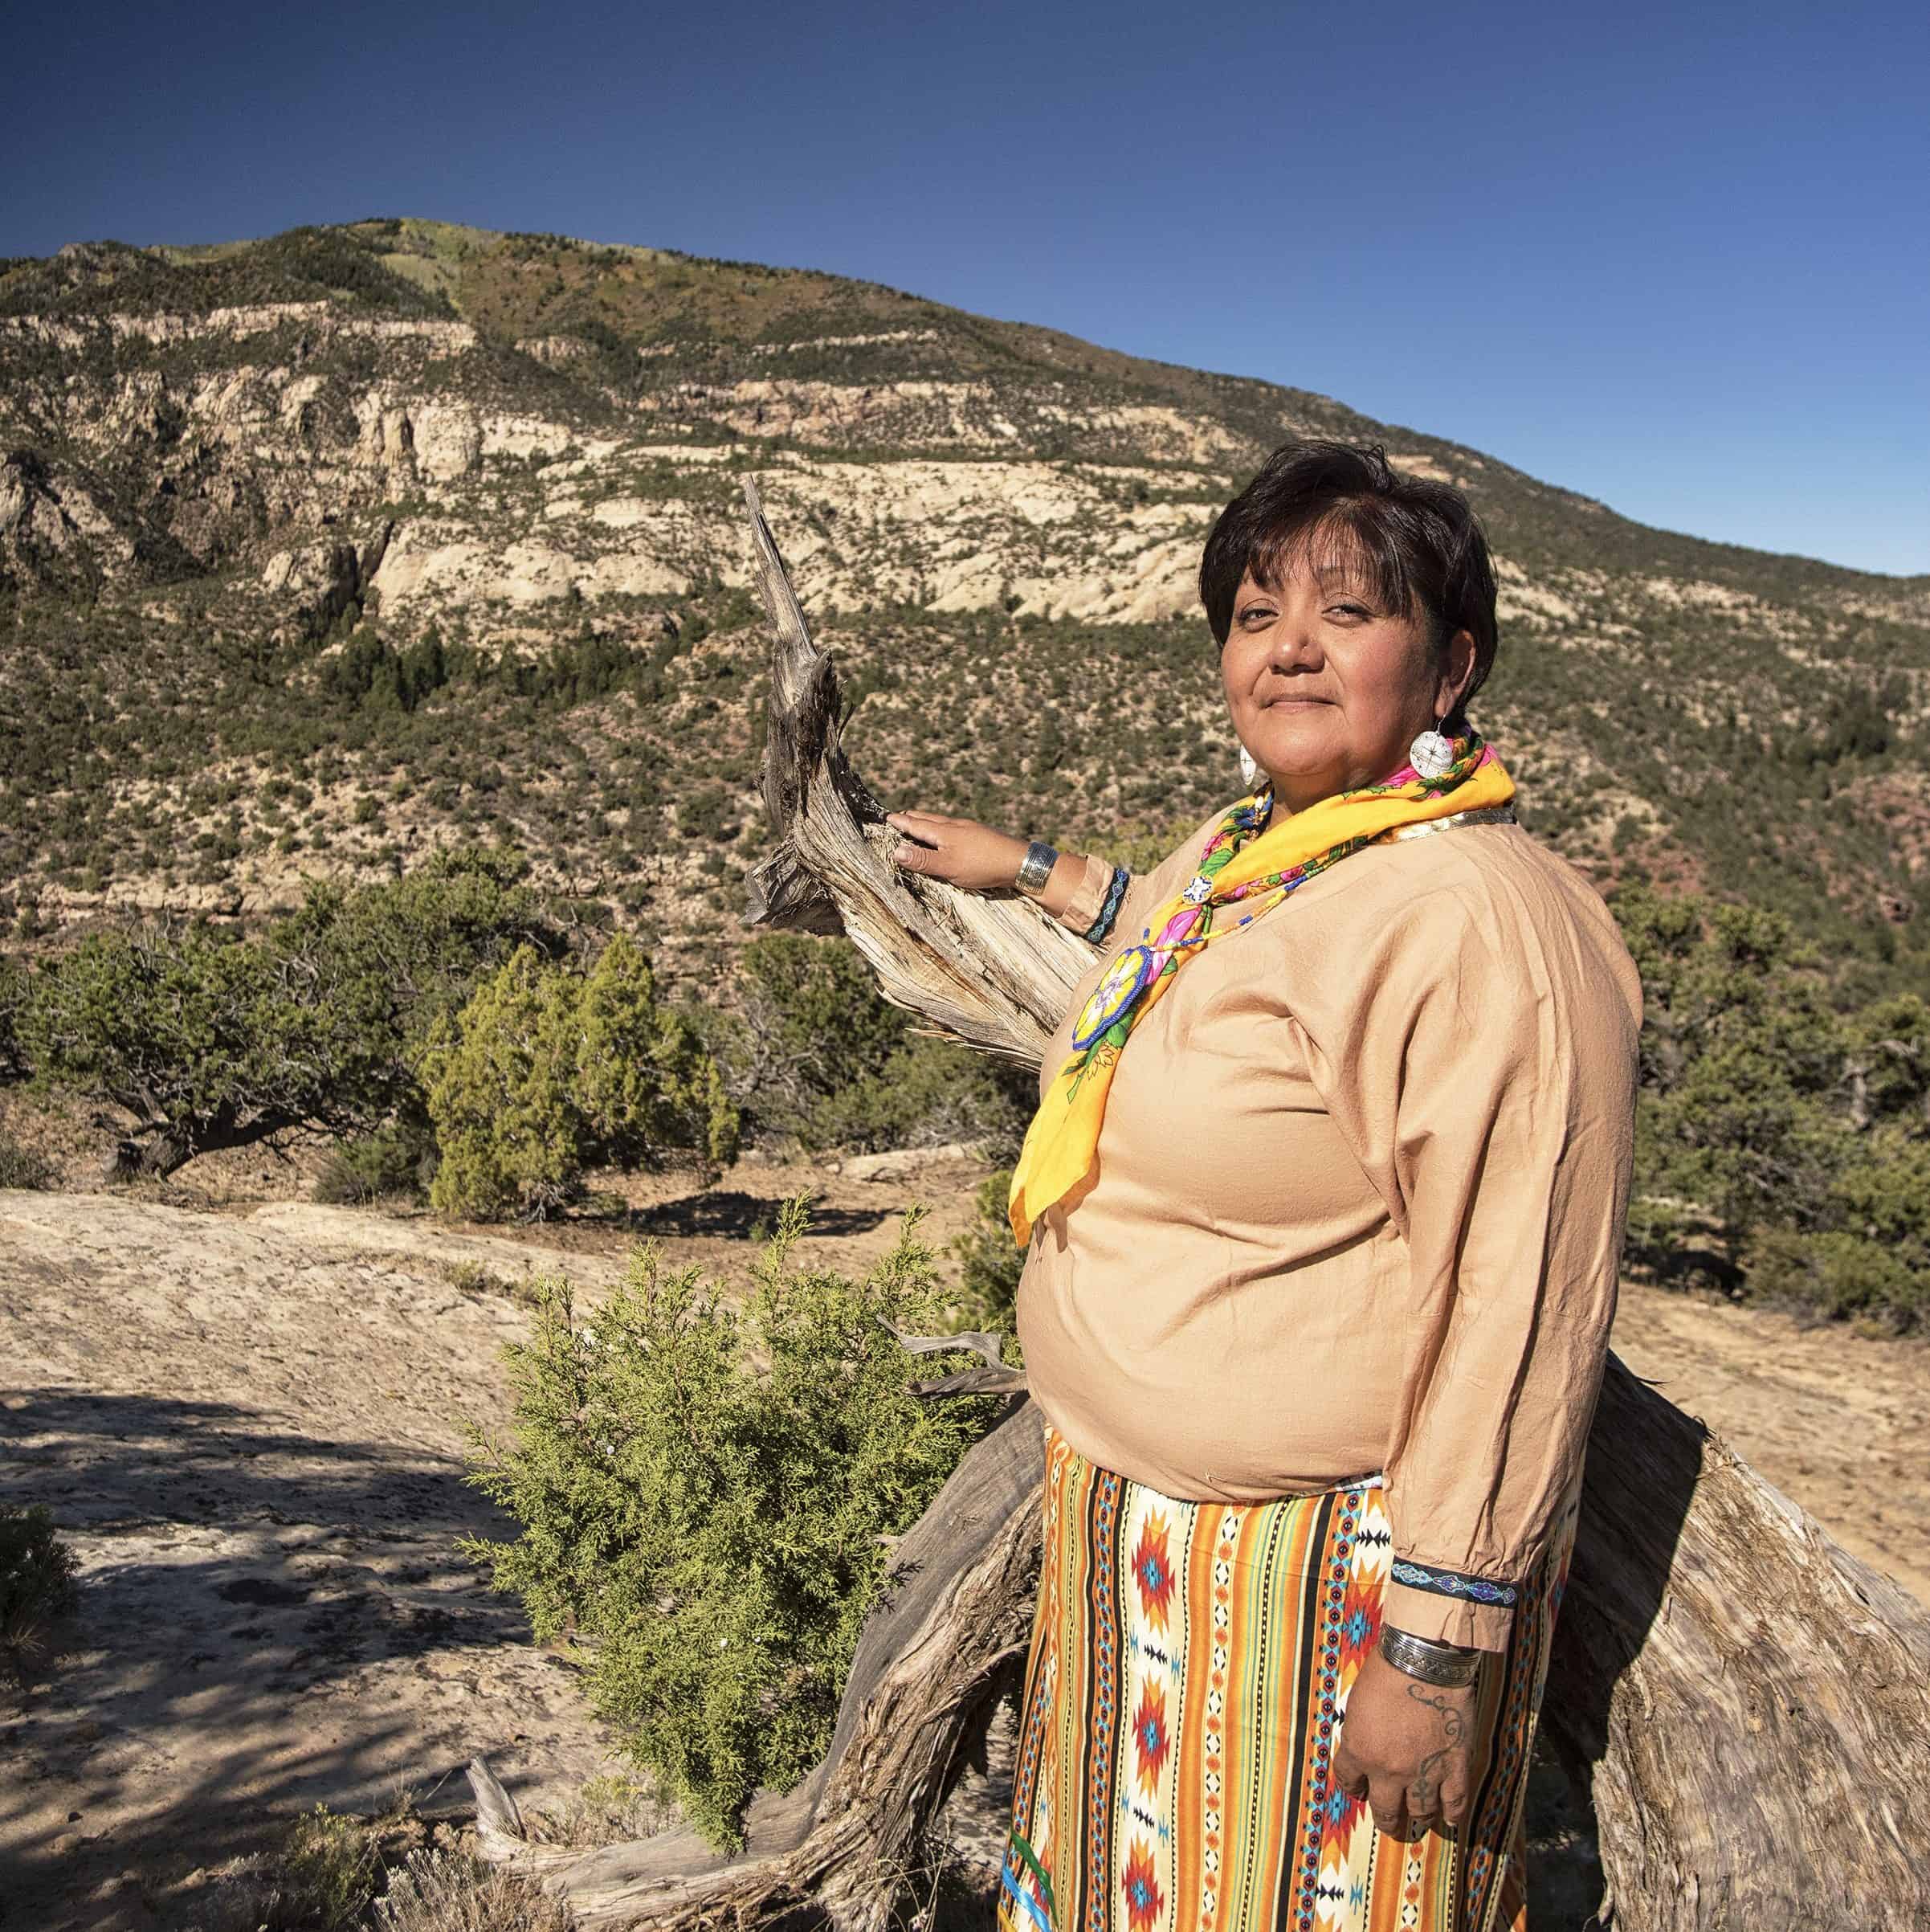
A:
1006,730,1515,1247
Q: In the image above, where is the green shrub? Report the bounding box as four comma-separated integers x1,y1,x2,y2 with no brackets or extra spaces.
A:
416,933,738,1222
1742,1226,1924,1330
1613,885,1930,1326
0,1129,54,1189
312,1123,426,1205
0,1503,79,1673
728,933,1033,1157
0,953,32,1080
1614,884,1850,1256
802,1031,1033,1158
677,783,738,843
950,1164,1024,1326
1621,1193,1697,1264
1792,1127,1930,1330
21,843,561,1182
736,933,905,1107
463,1197,998,1848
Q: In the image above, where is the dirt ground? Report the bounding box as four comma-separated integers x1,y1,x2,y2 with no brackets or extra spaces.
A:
0,1142,991,1931
1,1130,1924,1930
1606,1276,1930,1605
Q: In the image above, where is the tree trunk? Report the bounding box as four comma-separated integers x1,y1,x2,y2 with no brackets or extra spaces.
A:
102,1105,302,1183
469,484,1930,1930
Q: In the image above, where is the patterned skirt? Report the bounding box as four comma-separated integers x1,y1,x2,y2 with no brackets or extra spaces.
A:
996,1424,1576,1932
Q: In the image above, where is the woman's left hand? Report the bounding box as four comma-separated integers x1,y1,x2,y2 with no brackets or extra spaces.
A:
883,809,1030,891
1331,1649,1483,1841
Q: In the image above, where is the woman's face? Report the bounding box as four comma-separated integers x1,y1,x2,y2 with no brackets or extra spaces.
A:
1220,548,1475,814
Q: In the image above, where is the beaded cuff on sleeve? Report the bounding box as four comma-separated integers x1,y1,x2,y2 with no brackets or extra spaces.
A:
1080,864,1131,945
1388,1557,1520,1608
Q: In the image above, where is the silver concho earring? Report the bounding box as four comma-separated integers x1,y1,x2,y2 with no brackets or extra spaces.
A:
1238,742,1263,791
1408,721,1455,779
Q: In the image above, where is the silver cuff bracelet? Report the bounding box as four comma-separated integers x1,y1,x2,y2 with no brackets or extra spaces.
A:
1014,839,1058,897
1378,1626,1481,1687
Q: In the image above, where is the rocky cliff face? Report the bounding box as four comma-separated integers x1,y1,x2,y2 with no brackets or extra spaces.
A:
2,219,1925,984
0,292,1265,628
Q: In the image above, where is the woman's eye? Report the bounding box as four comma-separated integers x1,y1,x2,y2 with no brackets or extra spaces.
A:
1240,607,1276,625
1328,602,1371,619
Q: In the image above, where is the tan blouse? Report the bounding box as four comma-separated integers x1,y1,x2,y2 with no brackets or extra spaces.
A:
1018,803,1642,1649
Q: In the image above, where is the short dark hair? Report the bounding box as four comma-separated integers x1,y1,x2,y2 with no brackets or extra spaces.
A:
1198,440,1499,722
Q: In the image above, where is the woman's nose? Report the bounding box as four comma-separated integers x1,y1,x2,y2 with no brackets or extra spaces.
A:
1268,619,1324,672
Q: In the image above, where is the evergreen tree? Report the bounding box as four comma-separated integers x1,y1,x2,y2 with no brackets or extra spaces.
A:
19,844,558,1179
415,933,738,1221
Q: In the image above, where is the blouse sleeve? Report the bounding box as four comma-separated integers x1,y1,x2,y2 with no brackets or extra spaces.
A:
1056,854,1145,941
1052,804,1230,944
1292,883,1640,1651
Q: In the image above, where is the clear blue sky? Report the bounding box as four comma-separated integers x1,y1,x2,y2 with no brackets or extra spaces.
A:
4,0,1924,574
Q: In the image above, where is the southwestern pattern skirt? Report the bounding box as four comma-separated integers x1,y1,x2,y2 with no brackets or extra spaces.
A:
995,1425,1577,1932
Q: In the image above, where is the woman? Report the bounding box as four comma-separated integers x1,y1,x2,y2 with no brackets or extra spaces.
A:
886,440,1640,1932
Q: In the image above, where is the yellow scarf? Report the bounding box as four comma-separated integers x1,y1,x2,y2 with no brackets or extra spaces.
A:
1007,731,1516,1247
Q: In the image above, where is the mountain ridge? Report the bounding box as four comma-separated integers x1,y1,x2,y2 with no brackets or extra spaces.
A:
11,218,1920,587
2,216,1925,999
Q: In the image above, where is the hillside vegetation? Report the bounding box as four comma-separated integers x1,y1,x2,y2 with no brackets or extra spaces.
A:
2,216,1926,1005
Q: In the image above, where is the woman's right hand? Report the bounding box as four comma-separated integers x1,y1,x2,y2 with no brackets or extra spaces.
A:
884,810,1030,892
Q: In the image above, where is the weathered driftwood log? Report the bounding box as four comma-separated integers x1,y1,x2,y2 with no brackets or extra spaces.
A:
1548,1354,1930,1924
741,481,1095,1064
471,484,1930,1930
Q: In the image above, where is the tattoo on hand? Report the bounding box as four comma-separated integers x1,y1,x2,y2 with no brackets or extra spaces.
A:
1405,1681,1469,1824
